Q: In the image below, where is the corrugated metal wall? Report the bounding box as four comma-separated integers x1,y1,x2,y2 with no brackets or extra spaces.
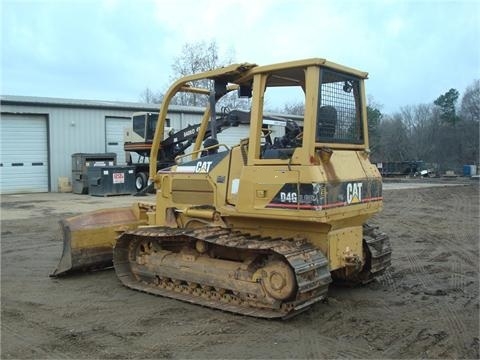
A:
1,99,204,192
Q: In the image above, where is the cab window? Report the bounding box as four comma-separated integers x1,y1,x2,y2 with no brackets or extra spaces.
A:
317,69,363,144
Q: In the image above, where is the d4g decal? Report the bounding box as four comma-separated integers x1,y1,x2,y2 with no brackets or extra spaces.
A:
280,192,297,203
267,180,382,210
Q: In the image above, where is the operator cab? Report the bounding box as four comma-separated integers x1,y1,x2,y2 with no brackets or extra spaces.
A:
132,112,163,142
242,61,367,166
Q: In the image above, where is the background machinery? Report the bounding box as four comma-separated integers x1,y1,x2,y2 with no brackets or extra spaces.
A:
52,58,391,318
123,111,238,191
124,110,301,191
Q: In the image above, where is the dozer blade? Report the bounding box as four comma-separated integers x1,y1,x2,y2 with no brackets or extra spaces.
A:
51,206,147,277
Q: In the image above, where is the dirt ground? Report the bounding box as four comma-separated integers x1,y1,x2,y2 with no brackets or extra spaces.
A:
1,181,479,359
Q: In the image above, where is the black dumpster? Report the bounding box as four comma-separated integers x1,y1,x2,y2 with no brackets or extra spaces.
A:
72,153,117,194
87,166,136,196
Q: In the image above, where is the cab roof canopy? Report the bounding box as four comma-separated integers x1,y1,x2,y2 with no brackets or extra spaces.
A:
179,58,368,91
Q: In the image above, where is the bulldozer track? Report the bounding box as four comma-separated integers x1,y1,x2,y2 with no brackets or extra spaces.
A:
113,227,332,319
362,224,392,281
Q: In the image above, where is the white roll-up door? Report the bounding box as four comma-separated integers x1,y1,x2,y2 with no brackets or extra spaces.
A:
105,116,130,165
216,124,250,148
0,114,49,193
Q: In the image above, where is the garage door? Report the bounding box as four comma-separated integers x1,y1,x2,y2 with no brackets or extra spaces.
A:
0,114,49,193
217,124,250,148
105,116,130,165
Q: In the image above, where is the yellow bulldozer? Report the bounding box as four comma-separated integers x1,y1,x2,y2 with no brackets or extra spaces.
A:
52,58,391,318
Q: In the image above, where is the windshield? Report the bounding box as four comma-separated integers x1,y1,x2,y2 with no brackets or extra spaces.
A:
146,113,158,141
132,114,146,139
316,69,363,144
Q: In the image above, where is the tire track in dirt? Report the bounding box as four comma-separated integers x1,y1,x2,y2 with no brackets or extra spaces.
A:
450,261,468,294
384,187,471,358
295,307,376,359
2,314,72,359
415,187,476,268
444,188,477,267
300,331,374,359
377,187,472,358
439,187,479,355
378,268,398,292
405,253,467,355
2,242,58,255
44,273,159,353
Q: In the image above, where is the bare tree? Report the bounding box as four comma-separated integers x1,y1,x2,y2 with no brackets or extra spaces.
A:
366,97,383,160
138,40,245,109
282,102,305,115
399,104,435,161
377,114,412,161
458,80,480,166
169,40,238,108
460,79,480,122
139,87,163,104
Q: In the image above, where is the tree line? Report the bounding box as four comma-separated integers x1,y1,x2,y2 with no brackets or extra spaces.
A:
368,82,479,173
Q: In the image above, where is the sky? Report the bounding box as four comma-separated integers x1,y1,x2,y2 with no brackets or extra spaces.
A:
1,0,479,114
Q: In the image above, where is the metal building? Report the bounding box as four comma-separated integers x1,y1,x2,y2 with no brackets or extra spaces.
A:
0,95,218,194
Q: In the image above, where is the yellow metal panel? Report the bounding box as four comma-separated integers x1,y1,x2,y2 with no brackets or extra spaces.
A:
171,178,214,205
172,178,213,192
302,66,321,160
328,226,363,270
172,191,213,205
248,74,268,165
226,146,244,205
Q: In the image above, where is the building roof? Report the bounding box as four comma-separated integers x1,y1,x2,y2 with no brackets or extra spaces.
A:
0,95,205,114
1,95,304,123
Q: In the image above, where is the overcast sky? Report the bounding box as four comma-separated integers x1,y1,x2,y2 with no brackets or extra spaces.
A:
1,0,479,114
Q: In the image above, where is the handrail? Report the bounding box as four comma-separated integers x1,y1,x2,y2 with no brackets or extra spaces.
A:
174,143,230,164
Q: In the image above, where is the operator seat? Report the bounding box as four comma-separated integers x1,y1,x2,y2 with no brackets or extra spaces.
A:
201,138,219,157
317,105,337,139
